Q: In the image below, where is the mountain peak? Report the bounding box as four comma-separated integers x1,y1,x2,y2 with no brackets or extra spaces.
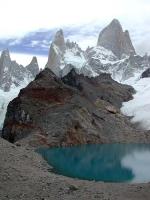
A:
31,56,38,63
1,49,11,60
26,56,39,77
53,29,66,52
110,19,121,26
97,19,136,58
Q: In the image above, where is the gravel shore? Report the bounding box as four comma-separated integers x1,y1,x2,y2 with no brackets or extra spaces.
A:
0,138,150,200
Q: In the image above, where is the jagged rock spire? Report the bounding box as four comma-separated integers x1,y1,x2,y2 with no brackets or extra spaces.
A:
97,19,136,58
0,49,11,71
26,56,39,77
53,29,66,52
46,29,66,76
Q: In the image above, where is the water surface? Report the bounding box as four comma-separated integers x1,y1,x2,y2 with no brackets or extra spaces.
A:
37,144,150,183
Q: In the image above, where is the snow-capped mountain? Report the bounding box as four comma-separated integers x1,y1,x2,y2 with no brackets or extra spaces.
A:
45,29,97,77
1,19,150,131
0,50,39,129
46,19,150,82
45,19,150,131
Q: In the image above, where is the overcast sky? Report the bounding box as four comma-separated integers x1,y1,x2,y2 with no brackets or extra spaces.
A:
1,0,150,54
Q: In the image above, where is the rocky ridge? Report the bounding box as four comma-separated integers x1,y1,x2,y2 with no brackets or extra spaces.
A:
2,68,150,148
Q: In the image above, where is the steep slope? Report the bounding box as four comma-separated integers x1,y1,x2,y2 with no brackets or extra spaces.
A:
26,56,39,77
3,68,150,148
97,19,136,58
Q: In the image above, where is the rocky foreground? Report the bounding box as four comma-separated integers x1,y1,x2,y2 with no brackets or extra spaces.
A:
1,137,150,200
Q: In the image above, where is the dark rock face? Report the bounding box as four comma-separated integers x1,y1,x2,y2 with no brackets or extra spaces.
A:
97,19,136,58
26,56,39,77
3,68,143,148
141,68,150,78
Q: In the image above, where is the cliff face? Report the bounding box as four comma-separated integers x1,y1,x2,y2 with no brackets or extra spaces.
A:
97,19,136,58
26,56,39,77
46,29,66,76
3,68,149,148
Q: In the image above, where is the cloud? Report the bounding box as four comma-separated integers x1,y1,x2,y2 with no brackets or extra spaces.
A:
0,0,149,37
0,0,149,54
10,53,48,69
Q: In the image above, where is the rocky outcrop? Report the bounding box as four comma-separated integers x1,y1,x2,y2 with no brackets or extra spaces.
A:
141,68,150,78
97,19,136,58
26,56,39,77
46,29,66,76
3,68,148,148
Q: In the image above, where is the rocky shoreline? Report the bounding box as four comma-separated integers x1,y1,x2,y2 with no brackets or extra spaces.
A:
1,137,150,200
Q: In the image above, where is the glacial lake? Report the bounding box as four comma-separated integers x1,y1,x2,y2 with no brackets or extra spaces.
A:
37,144,150,183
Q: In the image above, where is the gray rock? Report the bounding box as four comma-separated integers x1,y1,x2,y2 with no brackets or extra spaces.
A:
46,29,66,76
97,19,136,58
53,29,66,53
26,56,39,77
46,43,63,77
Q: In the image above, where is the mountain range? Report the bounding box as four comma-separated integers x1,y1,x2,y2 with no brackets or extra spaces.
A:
46,19,150,82
1,19,150,147
0,18,150,133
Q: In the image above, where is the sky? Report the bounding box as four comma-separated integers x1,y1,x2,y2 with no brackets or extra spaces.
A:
0,0,150,55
